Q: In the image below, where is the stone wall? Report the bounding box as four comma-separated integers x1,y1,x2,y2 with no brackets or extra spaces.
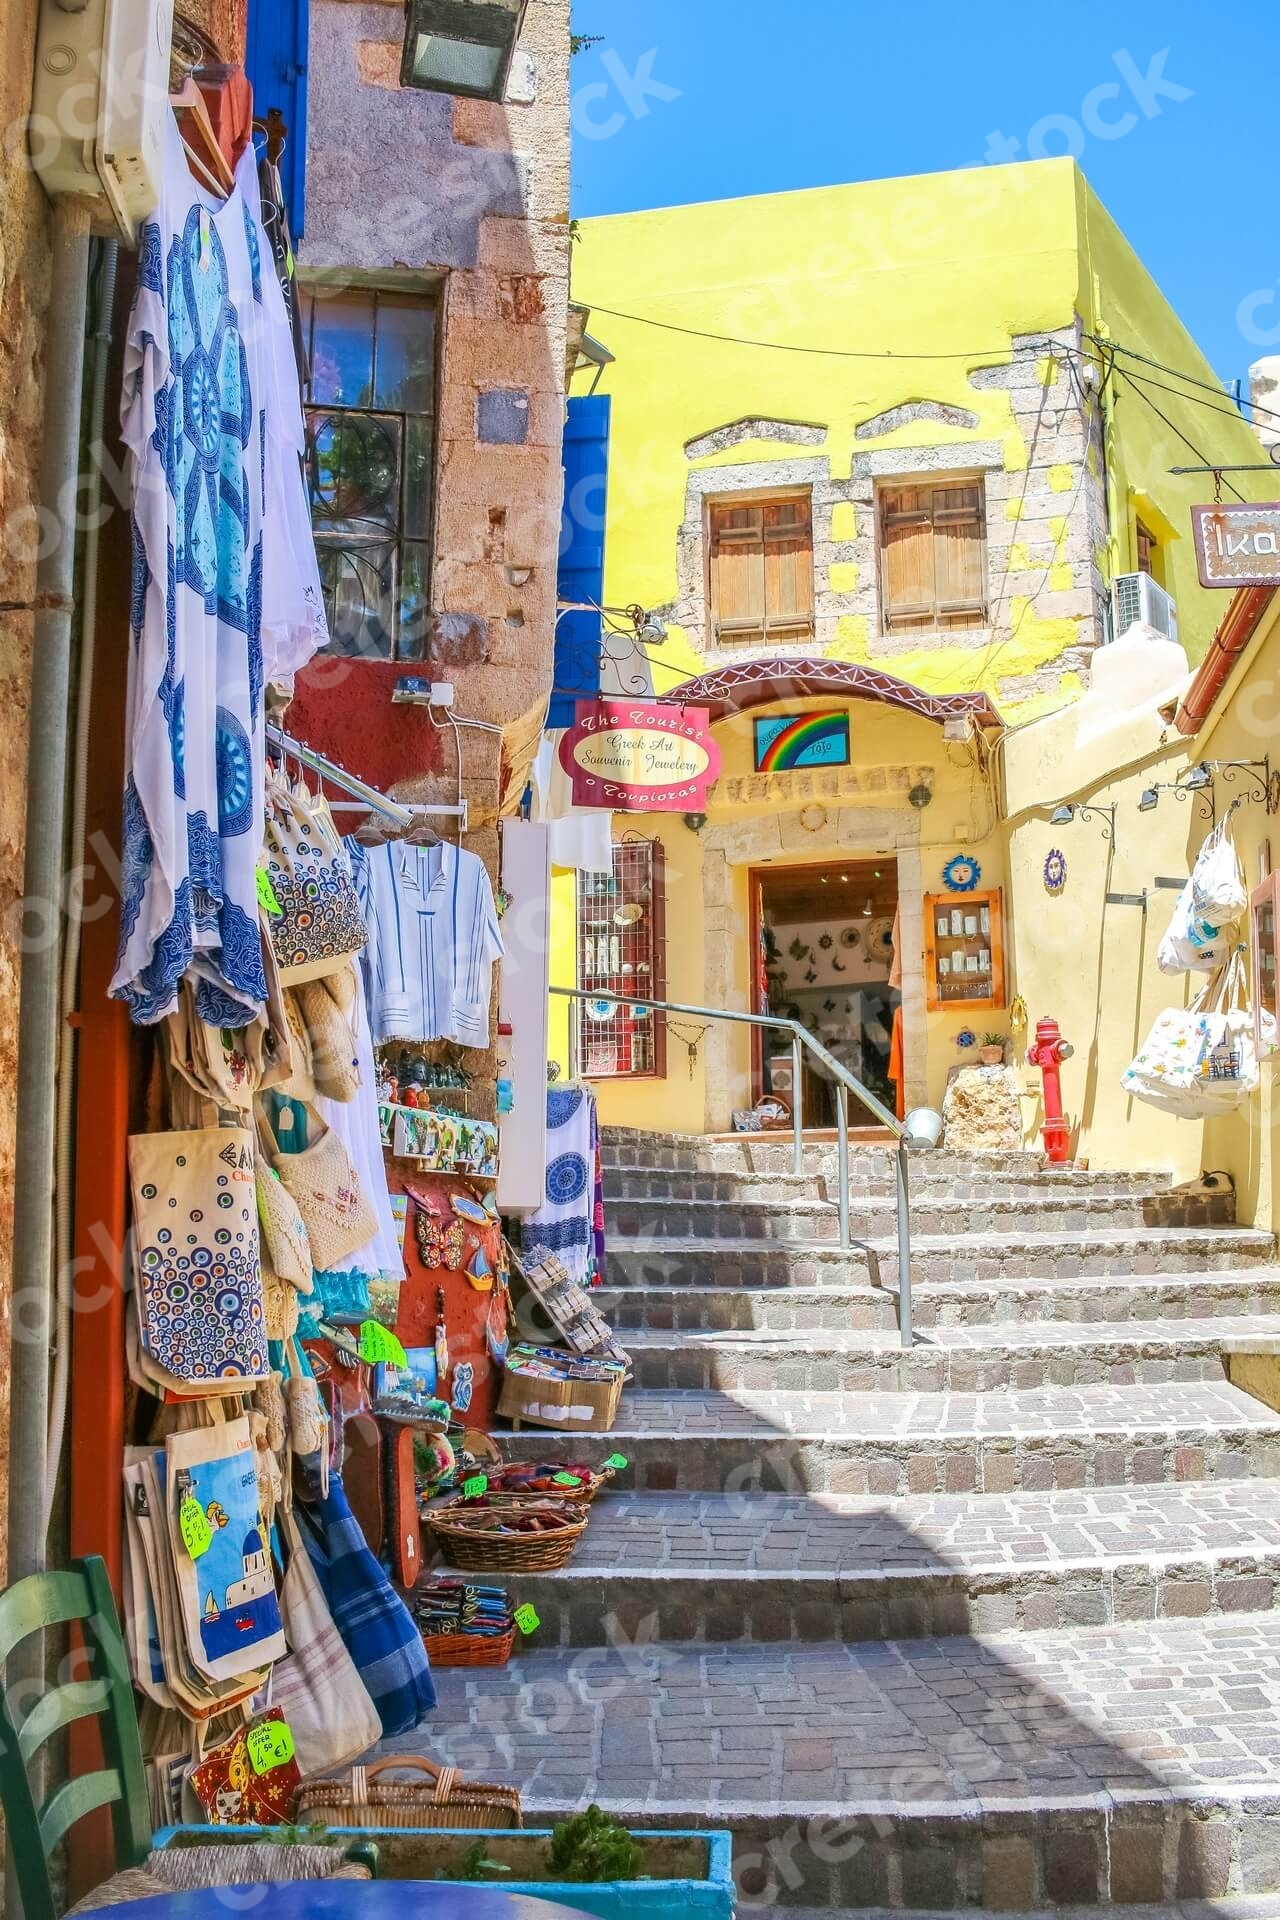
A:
294,0,571,816
0,0,54,1575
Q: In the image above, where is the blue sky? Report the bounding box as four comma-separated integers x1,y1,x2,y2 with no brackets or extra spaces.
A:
569,1,1280,396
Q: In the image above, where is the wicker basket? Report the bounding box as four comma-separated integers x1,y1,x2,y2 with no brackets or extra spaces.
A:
459,1465,615,1510
294,1755,522,1832
422,1623,516,1667
428,1498,588,1572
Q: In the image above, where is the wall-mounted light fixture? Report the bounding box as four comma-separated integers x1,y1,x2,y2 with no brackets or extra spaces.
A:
682,812,707,834
1048,801,1116,844
908,784,933,810
401,0,529,99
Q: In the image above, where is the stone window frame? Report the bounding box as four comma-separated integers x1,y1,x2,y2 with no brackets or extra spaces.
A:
673,455,862,658
850,442,1007,654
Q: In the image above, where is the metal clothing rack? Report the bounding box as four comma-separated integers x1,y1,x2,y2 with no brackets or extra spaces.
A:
266,724,469,832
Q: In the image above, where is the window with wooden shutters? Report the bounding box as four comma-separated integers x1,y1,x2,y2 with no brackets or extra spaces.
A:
709,494,814,646
1136,519,1158,578
879,482,987,634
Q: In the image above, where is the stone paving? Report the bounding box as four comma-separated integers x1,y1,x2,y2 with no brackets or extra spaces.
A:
401,1616,1280,1811
411,1133,1280,1909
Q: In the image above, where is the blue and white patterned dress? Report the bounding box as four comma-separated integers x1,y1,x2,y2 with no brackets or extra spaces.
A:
113,115,272,1027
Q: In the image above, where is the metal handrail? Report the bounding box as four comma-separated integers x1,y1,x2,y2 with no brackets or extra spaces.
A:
552,985,913,1348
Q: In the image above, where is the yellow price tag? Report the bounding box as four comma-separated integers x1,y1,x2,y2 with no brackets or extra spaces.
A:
359,1321,408,1367
256,868,283,917
552,1473,582,1487
462,1474,488,1500
604,1454,629,1472
179,1496,213,1559
246,1720,296,1776
513,1604,540,1635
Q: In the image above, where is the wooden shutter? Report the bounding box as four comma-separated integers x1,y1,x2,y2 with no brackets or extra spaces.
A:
934,484,985,627
711,495,813,645
880,486,935,633
881,483,986,632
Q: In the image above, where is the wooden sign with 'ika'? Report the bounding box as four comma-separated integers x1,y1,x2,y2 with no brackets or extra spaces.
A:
1193,502,1280,588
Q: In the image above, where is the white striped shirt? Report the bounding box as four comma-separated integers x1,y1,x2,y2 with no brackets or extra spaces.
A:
352,841,504,1049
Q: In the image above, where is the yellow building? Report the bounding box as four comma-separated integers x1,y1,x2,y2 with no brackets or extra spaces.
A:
550,158,1272,1145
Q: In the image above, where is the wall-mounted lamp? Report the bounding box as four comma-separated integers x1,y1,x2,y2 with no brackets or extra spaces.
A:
401,0,529,99
908,784,934,810
1048,801,1115,844
682,812,707,834
1138,787,1159,813
1183,762,1214,792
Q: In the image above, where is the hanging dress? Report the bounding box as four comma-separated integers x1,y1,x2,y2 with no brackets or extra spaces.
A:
114,113,270,1028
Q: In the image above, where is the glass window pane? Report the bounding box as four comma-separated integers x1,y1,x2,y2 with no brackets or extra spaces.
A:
317,539,397,660
375,294,437,412
308,411,402,534
403,416,434,540
309,289,375,405
398,543,431,661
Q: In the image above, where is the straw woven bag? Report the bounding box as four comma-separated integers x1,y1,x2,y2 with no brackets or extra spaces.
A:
266,1111,377,1272
293,1755,522,1831
256,1143,314,1292
296,977,360,1103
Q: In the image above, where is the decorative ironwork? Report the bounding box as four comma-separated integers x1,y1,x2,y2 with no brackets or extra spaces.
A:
668,656,1002,728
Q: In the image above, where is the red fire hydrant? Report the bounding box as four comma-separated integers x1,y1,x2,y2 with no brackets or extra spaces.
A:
1025,1015,1074,1164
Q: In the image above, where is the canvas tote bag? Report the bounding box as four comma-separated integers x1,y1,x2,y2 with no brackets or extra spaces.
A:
263,1107,377,1272
264,772,367,985
1123,950,1273,1117
128,1127,268,1388
253,1504,382,1775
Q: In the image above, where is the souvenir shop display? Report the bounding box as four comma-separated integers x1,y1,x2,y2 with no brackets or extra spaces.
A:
351,838,505,1050
1158,815,1249,975
414,1576,517,1667
427,1497,590,1574
384,1103,501,1178
521,1084,605,1287
507,1247,628,1364
497,1345,629,1434
263,771,368,984
1123,948,1278,1117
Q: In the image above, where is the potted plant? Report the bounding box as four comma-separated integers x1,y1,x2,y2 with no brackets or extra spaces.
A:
979,1032,1006,1067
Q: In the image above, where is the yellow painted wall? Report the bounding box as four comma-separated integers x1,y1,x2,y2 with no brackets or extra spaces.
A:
1075,176,1277,667
572,159,1268,716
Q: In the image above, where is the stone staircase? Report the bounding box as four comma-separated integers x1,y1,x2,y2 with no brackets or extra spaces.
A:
396,1128,1280,1913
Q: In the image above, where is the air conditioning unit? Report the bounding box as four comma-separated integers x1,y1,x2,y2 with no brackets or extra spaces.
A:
31,0,173,242
1111,571,1179,645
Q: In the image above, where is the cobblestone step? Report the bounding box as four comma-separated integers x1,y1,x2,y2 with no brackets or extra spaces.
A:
605,1190,1235,1243
604,1165,1180,1205
389,1619,1280,1907
606,1226,1277,1292
621,1318,1280,1393
602,1271,1280,1335
498,1381,1280,1494
498,1482,1280,1648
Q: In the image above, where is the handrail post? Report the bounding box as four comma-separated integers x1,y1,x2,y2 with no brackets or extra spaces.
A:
835,1081,850,1250
895,1140,913,1349
790,1033,804,1178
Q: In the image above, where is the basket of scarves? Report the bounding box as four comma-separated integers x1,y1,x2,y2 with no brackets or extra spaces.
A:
427,1497,588,1572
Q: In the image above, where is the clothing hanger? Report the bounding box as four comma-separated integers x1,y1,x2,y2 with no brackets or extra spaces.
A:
172,78,236,198
252,109,289,168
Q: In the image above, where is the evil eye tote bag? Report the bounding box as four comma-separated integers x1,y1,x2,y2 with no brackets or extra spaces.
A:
264,773,367,986
128,1128,269,1388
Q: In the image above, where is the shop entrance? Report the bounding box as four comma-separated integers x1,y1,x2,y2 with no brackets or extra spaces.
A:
752,859,900,1128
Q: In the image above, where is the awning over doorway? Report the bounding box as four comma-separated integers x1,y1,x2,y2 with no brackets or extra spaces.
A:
667,655,1002,728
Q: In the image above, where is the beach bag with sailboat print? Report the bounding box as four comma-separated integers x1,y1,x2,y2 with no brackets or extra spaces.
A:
167,1416,287,1685
128,1128,268,1388
264,772,367,986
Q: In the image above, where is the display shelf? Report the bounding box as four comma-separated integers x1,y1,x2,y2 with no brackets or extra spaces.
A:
924,888,1006,1012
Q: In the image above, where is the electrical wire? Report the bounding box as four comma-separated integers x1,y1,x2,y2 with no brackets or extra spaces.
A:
1084,334,1280,433
1112,367,1247,503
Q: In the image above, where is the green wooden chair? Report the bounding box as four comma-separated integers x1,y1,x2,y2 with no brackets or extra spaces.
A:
0,1555,150,1920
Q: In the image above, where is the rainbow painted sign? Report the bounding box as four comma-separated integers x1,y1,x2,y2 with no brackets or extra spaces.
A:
753,711,850,773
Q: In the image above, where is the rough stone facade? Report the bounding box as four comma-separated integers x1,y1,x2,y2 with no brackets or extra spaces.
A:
292,0,572,817
663,324,1110,718
0,0,55,1572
